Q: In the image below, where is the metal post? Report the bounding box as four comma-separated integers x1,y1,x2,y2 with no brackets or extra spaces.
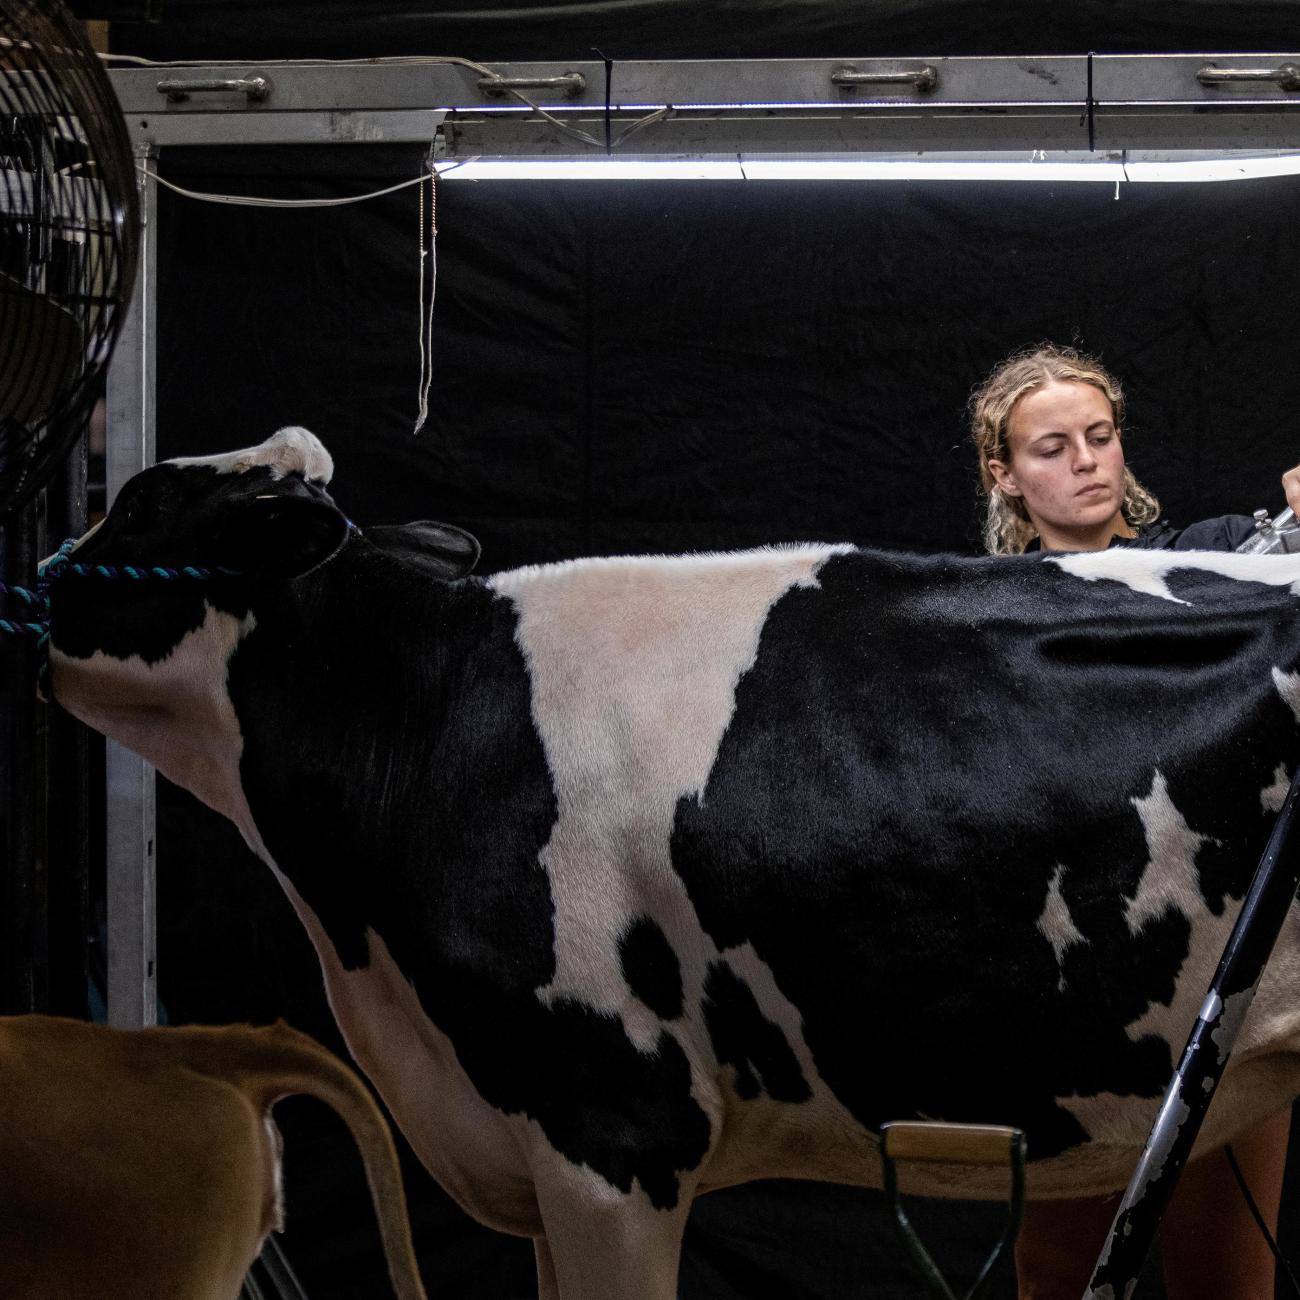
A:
102,143,157,1028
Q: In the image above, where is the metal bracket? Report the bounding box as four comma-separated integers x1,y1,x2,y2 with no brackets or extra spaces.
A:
477,71,587,98
1196,61,1300,91
156,75,272,103
831,64,939,93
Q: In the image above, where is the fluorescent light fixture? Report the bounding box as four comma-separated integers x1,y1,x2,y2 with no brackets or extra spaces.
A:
739,159,1129,181
435,153,1300,182
435,158,747,180
1125,154,1300,182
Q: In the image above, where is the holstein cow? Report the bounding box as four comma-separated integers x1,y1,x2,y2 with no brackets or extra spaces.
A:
48,427,1300,1298
0,1015,425,1299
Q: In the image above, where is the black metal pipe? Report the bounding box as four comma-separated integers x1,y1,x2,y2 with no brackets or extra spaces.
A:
1083,763,1300,1298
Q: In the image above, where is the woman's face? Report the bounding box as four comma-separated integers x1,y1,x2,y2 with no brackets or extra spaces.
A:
988,379,1130,549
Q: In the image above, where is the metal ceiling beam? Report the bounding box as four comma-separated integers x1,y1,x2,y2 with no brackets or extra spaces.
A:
108,54,1300,156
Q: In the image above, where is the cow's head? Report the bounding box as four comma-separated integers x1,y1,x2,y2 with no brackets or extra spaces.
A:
46,426,479,818
43,427,353,807
48,427,350,663
88,426,347,578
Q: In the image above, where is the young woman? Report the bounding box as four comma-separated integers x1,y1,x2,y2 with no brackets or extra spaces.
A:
969,342,1295,1299
972,342,1300,556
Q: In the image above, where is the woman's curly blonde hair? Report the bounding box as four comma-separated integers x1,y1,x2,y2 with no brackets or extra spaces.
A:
969,343,1161,554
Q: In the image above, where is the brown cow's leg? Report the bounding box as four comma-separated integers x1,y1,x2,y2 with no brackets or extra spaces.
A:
1158,1108,1290,1300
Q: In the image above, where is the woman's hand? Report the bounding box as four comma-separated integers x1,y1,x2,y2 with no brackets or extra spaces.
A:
1283,463,1300,517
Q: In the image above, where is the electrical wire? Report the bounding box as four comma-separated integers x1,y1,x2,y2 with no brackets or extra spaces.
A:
139,147,442,434
1225,1143,1300,1299
143,166,432,208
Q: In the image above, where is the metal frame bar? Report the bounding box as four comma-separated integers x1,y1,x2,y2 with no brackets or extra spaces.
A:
107,54,1300,159
102,143,157,1028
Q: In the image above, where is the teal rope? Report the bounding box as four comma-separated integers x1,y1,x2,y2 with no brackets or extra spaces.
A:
0,537,241,652
0,617,50,639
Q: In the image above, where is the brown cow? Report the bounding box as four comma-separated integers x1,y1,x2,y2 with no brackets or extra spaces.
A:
0,1015,427,1300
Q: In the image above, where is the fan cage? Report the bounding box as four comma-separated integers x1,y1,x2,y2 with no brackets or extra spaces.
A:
0,0,138,518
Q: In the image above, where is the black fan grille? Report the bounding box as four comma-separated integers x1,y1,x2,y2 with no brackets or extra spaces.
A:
0,0,137,517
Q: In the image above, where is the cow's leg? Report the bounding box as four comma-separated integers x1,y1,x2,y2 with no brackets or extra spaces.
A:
534,1236,560,1300
534,1163,694,1300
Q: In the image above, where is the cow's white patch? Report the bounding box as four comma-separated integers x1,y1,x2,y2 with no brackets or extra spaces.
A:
1048,548,1300,605
1059,767,1300,1165
1120,771,1235,1055
1273,666,1300,726
49,603,256,823
1262,762,1292,814
493,544,902,1199
166,426,333,485
1124,771,1213,938
491,545,853,1032
1057,772,1225,1146
1037,863,1087,991
262,1115,286,1233
1062,899,1300,1167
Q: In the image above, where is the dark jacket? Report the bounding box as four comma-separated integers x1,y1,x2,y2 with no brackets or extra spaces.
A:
1115,515,1258,552
1026,515,1257,554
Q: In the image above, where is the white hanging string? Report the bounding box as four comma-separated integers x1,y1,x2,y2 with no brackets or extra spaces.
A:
413,160,437,434
143,154,441,436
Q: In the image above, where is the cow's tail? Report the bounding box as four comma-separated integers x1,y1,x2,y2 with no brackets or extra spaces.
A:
182,1019,428,1300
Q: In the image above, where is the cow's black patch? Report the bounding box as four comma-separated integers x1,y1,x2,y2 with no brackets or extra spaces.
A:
620,916,684,1020
702,961,811,1103
669,549,1300,1159
223,533,710,1208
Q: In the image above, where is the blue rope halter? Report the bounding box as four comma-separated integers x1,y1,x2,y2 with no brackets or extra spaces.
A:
0,537,241,651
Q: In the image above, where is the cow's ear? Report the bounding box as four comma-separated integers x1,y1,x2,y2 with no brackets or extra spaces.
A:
367,521,480,579
217,494,351,578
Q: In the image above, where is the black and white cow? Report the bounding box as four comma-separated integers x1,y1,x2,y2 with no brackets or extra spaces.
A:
48,427,1300,1298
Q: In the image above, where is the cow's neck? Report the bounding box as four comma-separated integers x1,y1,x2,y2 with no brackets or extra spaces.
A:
224,538,513,974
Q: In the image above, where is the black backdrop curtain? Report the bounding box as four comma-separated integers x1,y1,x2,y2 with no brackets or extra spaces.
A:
113,0,1300,61
138,141,1300,1297
154,147,1300,567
